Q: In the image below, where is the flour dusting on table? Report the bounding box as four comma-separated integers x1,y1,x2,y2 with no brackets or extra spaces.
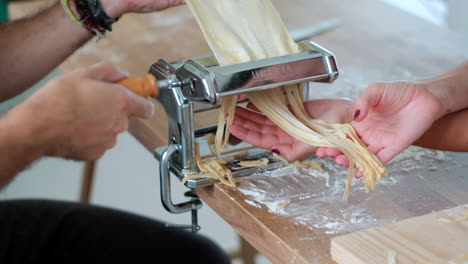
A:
236,146,454,235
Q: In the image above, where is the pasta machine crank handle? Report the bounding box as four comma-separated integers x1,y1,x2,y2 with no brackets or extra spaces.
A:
116,74,179,98
117,74,159,97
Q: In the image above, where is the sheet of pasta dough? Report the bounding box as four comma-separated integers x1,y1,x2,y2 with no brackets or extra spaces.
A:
186,0,299,65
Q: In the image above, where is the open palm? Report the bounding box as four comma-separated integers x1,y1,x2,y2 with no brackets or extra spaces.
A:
229,98,353,161
317,81,442,166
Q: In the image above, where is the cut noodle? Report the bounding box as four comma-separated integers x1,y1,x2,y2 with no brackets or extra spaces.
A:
214,95,238,158
238,158,269,167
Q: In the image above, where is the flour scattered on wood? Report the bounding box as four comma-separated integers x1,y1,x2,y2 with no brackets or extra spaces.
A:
237,146,455,235
386,146,454,173
244,199,262,208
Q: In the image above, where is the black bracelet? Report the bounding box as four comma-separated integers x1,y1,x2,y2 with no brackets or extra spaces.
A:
72,0,120,36
87,0,119,32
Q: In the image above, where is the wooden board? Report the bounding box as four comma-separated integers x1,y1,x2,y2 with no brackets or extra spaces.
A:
331,204,468,264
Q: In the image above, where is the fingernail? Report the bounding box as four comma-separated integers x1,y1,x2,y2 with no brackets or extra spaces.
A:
115,66,130,76
354,110,361,119
271,148,280,154
147,100,155,117
114,66,130,77
120,70,130,77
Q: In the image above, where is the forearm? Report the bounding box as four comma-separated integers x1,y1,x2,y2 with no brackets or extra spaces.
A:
0,109,43,188
422,61,468,118
414,108,468,151
413,61,468,151
0,0,125,102
0,3,93,101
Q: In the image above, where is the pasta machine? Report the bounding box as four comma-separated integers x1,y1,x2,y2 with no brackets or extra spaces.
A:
123,40,338,231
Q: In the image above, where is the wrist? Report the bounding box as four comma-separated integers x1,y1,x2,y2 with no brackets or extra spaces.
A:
99,0,125,18
419,79,450,120
65,0,122,36
420,61,468,119
0,107,48,188
0,107,45,161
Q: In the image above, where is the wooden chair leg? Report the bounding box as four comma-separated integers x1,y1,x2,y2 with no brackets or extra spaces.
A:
80,160,96,203
228,234,258,264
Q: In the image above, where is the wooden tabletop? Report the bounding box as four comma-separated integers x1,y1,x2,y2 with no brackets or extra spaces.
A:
12,0,468,263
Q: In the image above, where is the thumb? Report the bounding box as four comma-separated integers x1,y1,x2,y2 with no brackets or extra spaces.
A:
121,88,155,118
352,82,384,122
276,143,317,162
376,145,405,165
85,62,129,83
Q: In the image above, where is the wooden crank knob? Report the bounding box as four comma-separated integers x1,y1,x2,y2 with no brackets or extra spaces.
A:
117,74,158,98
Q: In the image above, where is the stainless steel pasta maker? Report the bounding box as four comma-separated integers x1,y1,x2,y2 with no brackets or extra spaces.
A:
143,40,339,230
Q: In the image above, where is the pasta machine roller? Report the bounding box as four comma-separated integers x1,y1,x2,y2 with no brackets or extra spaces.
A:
131,40,339,224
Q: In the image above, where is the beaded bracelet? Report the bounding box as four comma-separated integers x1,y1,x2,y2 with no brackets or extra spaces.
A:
61,0,83,27
87,0,119,32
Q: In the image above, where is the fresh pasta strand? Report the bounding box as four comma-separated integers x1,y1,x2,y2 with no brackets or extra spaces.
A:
186,0,387,197
214,95,238,157
184,143,237,187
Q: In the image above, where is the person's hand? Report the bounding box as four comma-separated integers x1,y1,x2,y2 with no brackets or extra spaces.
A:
10,62,154,161
229,98,354,161
317,81,443,167
100,0,185,18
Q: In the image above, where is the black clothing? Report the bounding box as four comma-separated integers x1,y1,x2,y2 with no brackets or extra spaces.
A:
0,199,231,264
